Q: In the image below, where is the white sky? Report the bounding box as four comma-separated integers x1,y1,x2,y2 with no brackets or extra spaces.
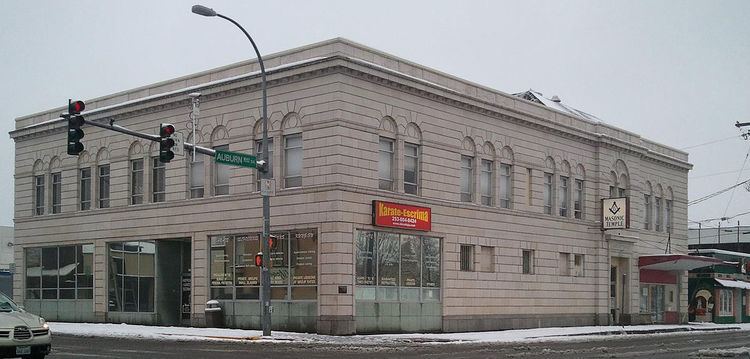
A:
1,0,749,230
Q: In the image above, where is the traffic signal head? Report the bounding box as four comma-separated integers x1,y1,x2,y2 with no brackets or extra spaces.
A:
254,252,263,267
268,235,278,250
67,115,85,155
159,123,176,163
68,100,85,115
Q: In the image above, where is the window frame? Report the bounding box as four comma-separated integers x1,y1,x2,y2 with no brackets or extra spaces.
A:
255,139,274,192
543,172,553,215
283,134,303,189
79,167,91,211
98,164,110,208
378,137,395,191
460,244,474,272
644,194,653,230
213,144,230,195
130,159,144,205
151,157,166,203
403,142,419,195
480,159,493,206
522,249,534,274
559,175,569,217
51,172,62,214
574,179,584,219
460,155,474,202
189,151,205,199
34,174,45,216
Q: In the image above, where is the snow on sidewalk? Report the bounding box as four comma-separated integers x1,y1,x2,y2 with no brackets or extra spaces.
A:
48,322,750,345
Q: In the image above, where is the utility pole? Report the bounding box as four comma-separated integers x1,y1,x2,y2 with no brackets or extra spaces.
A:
737,121,750,140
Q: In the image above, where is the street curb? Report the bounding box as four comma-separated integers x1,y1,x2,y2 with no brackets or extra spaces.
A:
538,326,743,338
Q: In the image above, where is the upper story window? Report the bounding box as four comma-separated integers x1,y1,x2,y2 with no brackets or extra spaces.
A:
190,151,205,199
655,196,663,231
574,179,584,219
152,158,165,203
79,168,91,211
51,172,61,214
403,143,419,195
284,134,302,188
522,249,534,274
559,175,569,217
460,155,474,202
98,164,110,208
213,144,229,195
130,159,144,205
255,139,273,191
499,164,512,209
644,194,653,230
34,175,45,216
665,199,673,234
379,138,394,191
460,244,474,271
543,172,553,215
480,159,493,206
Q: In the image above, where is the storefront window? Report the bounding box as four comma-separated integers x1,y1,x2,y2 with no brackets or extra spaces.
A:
356,230,441,302
25,244,94,300
108,241,155,312
209,229,317,301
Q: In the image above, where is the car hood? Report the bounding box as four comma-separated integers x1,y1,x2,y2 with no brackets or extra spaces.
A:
0,311,42,329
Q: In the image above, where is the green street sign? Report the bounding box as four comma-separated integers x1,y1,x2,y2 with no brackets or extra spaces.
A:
215,150,257,168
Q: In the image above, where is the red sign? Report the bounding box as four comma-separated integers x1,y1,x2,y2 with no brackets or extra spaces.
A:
372,200,431,231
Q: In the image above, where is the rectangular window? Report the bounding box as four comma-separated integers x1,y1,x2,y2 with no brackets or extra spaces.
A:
210,229,318,301
499,164,512,209
190,152,205,199
51,172,61,214
131,159,144,205
480,159,493,205
619,187,627,197
720,288,733,316
644,195,652,230
108,241,155,312
574,254,584,277
80,168,91,211
25,245,94,300
213,145,230,195
665,200,673,234
460,244,473,271
284,134,302,188
559,176,569,217
460,156,473,202
655,197,663,231
559,252,570,276
152,158,165,203
379,138,394,191
255,139,273,191
574,179,584,219
98,164,110,208
34,175,45,215
522,249,534,274
543,173,553,215
403,143,419,195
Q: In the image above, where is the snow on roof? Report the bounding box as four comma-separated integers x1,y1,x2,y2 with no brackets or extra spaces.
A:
514,90,603,123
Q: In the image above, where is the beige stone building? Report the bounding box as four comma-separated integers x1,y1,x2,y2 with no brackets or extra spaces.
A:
9,38,693,334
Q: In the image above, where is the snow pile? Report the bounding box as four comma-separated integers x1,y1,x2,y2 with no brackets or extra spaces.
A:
47,322,750,345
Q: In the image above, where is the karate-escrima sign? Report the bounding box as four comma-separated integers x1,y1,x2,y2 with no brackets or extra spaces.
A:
601,197,630,230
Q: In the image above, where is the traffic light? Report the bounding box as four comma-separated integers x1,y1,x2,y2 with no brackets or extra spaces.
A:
66,100,85,155
254,252,263,267
159,123,176,163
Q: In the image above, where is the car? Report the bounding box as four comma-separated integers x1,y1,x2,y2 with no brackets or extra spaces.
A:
0,292,51,359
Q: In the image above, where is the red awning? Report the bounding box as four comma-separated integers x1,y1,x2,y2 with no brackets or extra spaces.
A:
638,254,724,271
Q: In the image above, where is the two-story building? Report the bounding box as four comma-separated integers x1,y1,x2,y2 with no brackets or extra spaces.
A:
9,38,693,334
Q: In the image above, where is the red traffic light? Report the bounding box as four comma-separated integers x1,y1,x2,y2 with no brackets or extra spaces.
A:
160,123,175,138
254,252,263,267
68,100,85,115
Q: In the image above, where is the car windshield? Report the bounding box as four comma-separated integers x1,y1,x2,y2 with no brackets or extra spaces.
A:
0,292,19,312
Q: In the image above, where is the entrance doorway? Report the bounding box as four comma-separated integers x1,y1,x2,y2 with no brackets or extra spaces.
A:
610,257,630,324
156,239,191,326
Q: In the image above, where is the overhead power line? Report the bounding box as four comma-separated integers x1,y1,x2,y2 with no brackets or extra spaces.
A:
679,135,743,150
688,177,750,206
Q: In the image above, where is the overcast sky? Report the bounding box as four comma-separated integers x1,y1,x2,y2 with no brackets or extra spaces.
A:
1,0,748,230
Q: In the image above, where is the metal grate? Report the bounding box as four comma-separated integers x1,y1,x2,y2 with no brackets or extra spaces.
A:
13,326,31,340
0,330,9,338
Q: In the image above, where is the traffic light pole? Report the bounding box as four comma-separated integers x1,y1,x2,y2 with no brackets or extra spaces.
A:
85,119,216,157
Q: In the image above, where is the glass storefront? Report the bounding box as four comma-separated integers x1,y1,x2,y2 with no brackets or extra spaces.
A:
25,244,94,300
108,241,155,312
209,228,318,301
355,230,440,302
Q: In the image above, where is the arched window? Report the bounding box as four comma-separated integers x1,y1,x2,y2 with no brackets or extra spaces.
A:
253,118,274,192
574,164,586,219
378,117,397,191
480,142,496,206
32,160,45,216
559,161,571,217
96,148,110,208
543,157,556,215
211,126,230,195
49,157,62,214
403,123,422,195
459,137,476,202
282,113,302,189
655,184,664,232
644,181,653,230
499,146,514,209
129,141,145,205
187,133,206,199
77,152,92,211
666,187,674,234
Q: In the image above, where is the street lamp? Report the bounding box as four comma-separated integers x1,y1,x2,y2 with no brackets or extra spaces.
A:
192,4,272,337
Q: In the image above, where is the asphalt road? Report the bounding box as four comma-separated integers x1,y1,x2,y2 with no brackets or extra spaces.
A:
45,330,750,359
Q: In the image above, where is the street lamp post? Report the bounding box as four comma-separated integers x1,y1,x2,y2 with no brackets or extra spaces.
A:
192,4,272,337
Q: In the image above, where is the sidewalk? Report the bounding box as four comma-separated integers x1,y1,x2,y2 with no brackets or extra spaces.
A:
48,321,749,345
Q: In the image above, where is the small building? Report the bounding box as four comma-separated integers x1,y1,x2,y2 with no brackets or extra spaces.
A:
688,249,750,324
9,38,694,334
